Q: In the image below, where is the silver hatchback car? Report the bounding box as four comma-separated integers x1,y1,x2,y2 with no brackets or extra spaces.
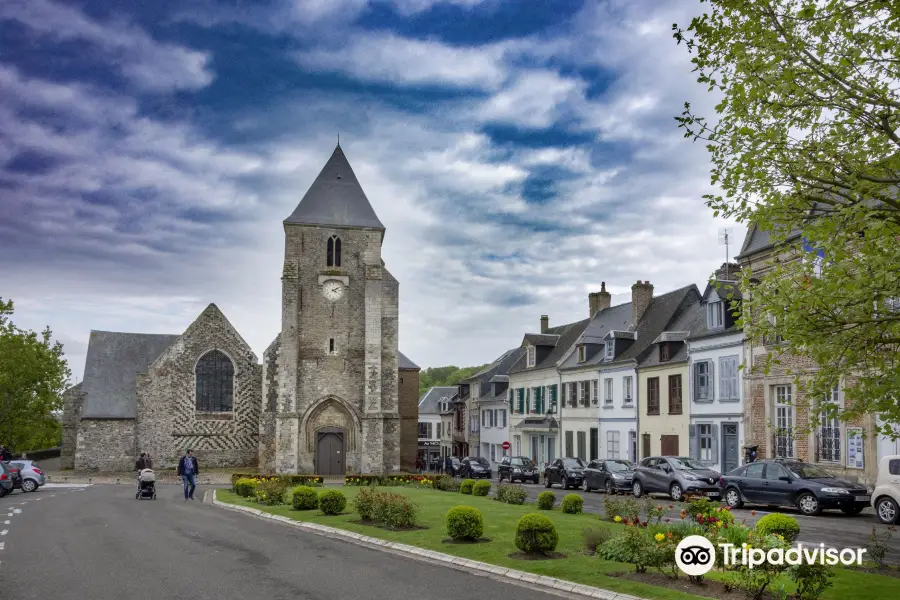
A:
10,460,46,492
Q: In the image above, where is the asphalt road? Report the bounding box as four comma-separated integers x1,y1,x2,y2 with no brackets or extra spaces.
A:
513,481,899,559
0,484,569,600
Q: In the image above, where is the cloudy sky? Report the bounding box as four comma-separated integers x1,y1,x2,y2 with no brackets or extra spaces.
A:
1,0,744,382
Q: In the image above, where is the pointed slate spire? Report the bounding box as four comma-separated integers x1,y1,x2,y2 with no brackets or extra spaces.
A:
284,145,385,230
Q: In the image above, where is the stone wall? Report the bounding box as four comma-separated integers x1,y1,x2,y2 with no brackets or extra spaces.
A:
258,334,280,472
74,418,135,472
398,366,420,473
135,304,261,470
60,382,85,469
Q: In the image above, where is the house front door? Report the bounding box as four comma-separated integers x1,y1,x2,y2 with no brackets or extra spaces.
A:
722,423,739,473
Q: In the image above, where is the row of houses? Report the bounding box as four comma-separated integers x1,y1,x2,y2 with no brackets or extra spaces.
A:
417,227,899,484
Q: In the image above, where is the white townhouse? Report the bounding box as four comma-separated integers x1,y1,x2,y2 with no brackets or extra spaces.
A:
507,315,591,468
557,284,632,462
417,386,457,470
462,348,525,470
687,275,746,474
594,282,702,464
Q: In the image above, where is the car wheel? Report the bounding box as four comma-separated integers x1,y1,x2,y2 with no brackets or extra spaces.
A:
532,476,540,484
840,505,865,516
797,492,822,516
21,479,37,493
670,483,684,502
875,497,899,524
544,475,551,488
725,487,744,509
605,480,613,495
135,492,140,499
561,476,569,490
582,479,591,492
632,480,644,498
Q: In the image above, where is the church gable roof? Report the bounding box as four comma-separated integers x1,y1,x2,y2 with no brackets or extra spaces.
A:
398,351,419,370
284,145,385,230
81,331,179,419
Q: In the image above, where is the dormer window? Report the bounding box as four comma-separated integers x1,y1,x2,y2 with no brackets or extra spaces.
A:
526,345,536,368
441,397,448,412
707,301,724,329
659,343,670,362
577,345,586,363
605,342,614,360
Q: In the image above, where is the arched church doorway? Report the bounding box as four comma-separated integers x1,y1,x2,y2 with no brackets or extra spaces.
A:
315,427,345,475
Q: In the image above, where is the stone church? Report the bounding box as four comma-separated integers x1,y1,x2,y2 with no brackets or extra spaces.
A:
61,145,420,475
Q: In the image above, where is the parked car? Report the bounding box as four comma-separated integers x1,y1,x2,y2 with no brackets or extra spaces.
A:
632,456,721,501
871,455,900,524
583,458,635,493
720,459,871,516
0,461,13,497
1,461,22,494
497,456,539,483
460,456,492,479
444,457,461,476
9,460,46,492
544,457,586,489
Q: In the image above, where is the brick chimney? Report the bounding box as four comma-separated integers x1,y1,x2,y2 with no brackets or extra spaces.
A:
715,262,741,281
589,282,612,318
631,280,654,325
540,315,549,333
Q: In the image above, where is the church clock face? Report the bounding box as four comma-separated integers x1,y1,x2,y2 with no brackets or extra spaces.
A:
322,280,344,301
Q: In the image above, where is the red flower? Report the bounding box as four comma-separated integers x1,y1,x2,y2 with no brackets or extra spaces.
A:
664,517,670,523
697,515,705,524
751,510,757,516
668,504,674,509
641,521,648,527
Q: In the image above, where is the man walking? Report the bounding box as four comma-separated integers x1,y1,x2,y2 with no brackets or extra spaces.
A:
177,449,199,501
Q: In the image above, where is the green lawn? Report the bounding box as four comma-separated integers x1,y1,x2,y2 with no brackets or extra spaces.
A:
217,486,896,600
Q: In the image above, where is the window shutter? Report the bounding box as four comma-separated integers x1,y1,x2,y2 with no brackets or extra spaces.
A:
550,384,558,410
481,410,486,426
718,359,728,400
518,388,525,413
708,360,716,401
710,423,719,464
509,389,514,413
689,424,698,459
526,387,531,413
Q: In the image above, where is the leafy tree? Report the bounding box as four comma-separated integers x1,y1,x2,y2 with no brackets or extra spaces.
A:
674,1,900,434
0,298,71,451
419,364,489,397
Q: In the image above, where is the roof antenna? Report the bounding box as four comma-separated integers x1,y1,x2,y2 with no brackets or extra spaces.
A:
337,133,340,148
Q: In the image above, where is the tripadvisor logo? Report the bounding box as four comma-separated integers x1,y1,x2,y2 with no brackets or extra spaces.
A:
675,535,866,576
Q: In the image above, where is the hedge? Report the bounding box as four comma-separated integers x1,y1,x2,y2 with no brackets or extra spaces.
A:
344,474,439,487
231,473,323,487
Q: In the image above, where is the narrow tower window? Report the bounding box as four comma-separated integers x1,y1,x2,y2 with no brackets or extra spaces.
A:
326,235,342,267
329,338,336,354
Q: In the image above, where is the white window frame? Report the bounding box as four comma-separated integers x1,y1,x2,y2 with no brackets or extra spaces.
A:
578,345,586,362
694,361,712,402
607,430,621,459
579,381,588,407
605,342,614,360
514,435,521,456
707,301,724,329
592,379,599,405
526,345,536,368
774,385,795,458
698,424,713,461
623,376,633,404
500,409,506,428
819,386,841,463
604,378,614,405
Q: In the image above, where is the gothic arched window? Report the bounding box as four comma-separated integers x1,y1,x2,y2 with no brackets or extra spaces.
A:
326,235,342,267
195,350,234,412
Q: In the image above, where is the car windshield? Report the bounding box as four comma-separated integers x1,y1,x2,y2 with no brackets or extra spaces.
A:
669,457,707,470
787,463,834,479
562,458,585,469
511,458,533,467
450,458,460,464
468,457,489,466
606,460,633,472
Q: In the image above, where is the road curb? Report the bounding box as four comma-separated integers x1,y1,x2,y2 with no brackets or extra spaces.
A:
211,490,644,600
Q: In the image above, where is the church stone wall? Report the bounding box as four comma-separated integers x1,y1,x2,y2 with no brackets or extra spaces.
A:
74,418,135,472
60,382,85,469
259,334,280,472
398,367,420,473
135,304,261,469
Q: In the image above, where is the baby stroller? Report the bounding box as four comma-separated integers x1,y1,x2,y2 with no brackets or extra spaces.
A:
136,468,156,500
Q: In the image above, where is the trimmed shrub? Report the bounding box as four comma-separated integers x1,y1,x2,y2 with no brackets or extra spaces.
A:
472,480,491,496
459,479,476,494
231,473,323,487
496,483,527,505
583,527,611,554
537,491,556,510
756,513,801,542
446,506,484,541
292,486,319,510
254,480,289,506
515,513,559,554
434,475,460,492
372,491,418,529
562,494,583,514
354,486,379,520
318,489,347,515
234,478,258,498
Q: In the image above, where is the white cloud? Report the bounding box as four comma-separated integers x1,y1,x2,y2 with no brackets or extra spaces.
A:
475,70,586,128
0,0,213,91
294,32,509,88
